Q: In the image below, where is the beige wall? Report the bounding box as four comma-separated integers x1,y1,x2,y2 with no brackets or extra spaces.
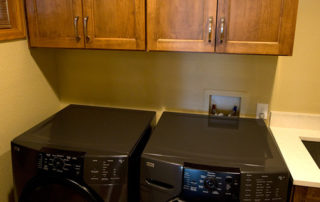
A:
57,51,277,117
271,0,320,113
0,40,60,202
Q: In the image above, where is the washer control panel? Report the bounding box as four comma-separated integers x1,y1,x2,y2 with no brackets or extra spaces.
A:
84,157,127,185
37,149,84,178
182,163,240,201
241,173,289,201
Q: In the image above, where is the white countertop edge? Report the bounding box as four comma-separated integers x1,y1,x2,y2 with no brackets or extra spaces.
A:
293,180,320,188
270,111,320,131
270,126,320,188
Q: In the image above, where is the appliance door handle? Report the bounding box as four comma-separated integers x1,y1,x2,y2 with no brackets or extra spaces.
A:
145,178,174,190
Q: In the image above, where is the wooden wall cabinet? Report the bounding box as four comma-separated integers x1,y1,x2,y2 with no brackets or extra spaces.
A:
25,0,299,55
26,0,145,50
147,0,299,55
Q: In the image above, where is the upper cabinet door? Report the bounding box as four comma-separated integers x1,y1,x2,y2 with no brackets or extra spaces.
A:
147,0,217,52
26,0,84,48
83,0,145,50
216,0,299,55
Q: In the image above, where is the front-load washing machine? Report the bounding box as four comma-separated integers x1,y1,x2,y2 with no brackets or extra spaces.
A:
140,112,291,202
12,104,155,202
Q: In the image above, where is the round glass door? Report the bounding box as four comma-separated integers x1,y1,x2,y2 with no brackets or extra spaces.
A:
19,175,102,202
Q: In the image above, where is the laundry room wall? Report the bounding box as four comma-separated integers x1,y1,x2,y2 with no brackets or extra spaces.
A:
0,40,61,202
271,0,320,114
56,0,320,118
56,51,278,117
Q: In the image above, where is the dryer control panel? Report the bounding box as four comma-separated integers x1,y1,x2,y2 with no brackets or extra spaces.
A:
84,156,127,185
37,149,84,178
181,163,240,201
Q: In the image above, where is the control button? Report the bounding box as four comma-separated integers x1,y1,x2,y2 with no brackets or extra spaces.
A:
53,158,65,170
204,177,216,190
225,176,233,184
212,190,220,195
90,170,99,174
118,159,125,164
101,173,107,177
226,184,232,191
190,187,197,192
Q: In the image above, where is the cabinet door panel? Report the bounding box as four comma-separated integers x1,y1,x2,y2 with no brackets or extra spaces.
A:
216,0,299,55
26,0,84,48
148,0,217,52
83,0,145,50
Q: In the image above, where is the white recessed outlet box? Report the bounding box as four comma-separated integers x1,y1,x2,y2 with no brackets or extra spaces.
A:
204,90,248,118
209,95,241,117
256,103,269,119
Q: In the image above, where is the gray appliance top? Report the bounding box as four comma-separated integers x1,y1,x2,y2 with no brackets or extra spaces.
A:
13,105,155,155
143,112,287,172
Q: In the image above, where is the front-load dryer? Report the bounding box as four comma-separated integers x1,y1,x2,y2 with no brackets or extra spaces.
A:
12,104,155,202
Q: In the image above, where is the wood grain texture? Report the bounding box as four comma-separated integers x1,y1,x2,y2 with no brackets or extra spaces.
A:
292,186,320,202
216,0,299,55
83,0,145,50
26,0,84,48
0,0,26,40
147,0,217,52
0,0,11,28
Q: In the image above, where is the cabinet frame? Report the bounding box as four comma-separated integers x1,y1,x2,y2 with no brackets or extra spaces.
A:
83,0,145,50
26,0,85,48
0,0,26,41
215,0,299,55
147,0,217,52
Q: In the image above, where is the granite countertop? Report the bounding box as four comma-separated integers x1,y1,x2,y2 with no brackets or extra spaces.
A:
270,111,320,188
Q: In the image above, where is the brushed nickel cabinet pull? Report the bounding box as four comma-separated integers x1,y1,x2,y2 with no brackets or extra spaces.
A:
208,16,213,43
74,16,80,42
84,16,90,42
220,18,225,43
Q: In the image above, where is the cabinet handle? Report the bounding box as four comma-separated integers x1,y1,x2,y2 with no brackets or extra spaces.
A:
220,18,225,43
84,16,90,42
208,16,213,43
74,16,80,42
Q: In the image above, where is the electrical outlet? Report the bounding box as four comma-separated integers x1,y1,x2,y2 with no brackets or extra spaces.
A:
256,103,268,119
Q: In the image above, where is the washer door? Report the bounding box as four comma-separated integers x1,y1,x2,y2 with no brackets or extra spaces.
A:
19,175,102,202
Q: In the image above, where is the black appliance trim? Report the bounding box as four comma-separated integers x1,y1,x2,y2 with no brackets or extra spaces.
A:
184,162,240,173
